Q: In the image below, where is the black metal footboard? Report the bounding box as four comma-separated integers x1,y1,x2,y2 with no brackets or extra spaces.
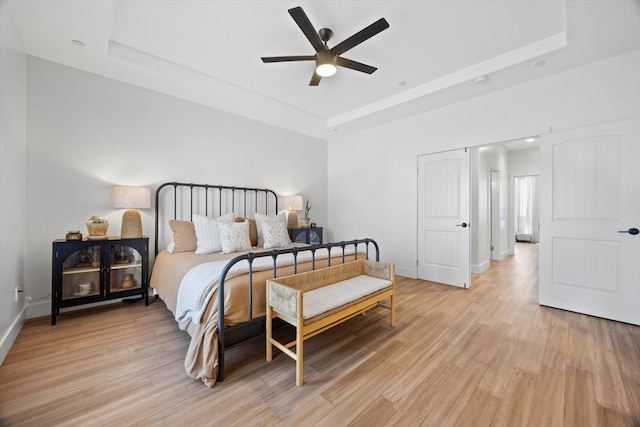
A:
216,238,379,381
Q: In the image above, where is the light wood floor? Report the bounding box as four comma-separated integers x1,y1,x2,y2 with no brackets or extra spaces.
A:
1,243,639,426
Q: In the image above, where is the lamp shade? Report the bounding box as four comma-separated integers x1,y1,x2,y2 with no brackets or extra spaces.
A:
283,195,303,211
111,186,151,209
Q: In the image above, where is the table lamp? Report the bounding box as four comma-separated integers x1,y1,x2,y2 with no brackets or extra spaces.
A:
283,195,303,229
112,185,151,238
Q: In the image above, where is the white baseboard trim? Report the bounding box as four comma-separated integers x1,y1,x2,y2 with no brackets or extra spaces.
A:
27,298,141,321
472,261,490,274
0,306,26,365
26,300,51,320
395,266,416,279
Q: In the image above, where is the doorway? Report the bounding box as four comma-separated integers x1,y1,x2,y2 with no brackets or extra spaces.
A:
514,175,539,243
471,137,540,282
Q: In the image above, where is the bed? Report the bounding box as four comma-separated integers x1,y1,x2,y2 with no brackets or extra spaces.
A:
150,182,379,387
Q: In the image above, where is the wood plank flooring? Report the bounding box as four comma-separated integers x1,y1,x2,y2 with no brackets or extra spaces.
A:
1,243,639,426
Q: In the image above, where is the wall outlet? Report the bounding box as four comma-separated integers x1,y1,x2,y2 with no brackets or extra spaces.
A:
15,287,19,302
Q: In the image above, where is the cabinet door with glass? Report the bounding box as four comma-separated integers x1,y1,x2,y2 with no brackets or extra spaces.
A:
52,237,148,325
107,240,147,298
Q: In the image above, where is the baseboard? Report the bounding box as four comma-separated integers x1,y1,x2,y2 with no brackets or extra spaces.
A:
472,260,490,274
26,298,138,321
0,305,26,365
395,266,416,279
26,299,51,320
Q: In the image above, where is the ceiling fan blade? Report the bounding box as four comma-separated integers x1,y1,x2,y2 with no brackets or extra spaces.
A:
261,55,315,63
288,6,325,53
309,72,322,86
336,57,377,74
330,18,389,56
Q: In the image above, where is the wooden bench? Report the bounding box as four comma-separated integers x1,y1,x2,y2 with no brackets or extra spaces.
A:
266,259,396,386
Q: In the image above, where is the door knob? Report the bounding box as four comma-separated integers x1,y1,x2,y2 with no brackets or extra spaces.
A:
456,222,468,228
618,227,639,235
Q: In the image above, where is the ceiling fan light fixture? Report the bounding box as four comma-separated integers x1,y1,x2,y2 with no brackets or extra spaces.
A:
316,63,337,77
316,50,337,77
261,7,389,86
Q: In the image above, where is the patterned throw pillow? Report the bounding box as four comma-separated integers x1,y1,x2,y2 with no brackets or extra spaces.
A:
219,221,252,254
192,213,236,254
262,221,292,249
254,212,286,246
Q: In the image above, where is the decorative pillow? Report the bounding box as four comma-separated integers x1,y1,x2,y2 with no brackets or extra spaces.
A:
262,221,292,249
235,217,258,246
192,213,236,254
168,219,197,253
219,221,252,254
254,212,286,246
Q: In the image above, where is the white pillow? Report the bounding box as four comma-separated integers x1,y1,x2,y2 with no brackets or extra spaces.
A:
192,213,236,254
262,221,292,249
254,212,286,246
219,221,252,254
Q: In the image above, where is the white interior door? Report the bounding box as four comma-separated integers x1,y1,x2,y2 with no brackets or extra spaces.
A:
540,118,640,325
418,149,471,288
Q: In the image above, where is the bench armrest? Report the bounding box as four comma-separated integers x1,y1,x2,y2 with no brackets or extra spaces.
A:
267,280,299,319
364,260,395,281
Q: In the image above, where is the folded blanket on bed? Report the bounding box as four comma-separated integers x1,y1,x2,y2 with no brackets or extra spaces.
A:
175,248,355,324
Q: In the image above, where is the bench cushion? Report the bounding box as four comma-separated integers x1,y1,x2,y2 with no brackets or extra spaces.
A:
303,275,392,320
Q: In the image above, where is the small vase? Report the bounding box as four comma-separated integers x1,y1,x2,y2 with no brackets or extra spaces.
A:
121,274,135,289
300,217,310,228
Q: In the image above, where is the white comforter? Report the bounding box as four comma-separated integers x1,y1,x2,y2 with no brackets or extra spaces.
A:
175,248,355,324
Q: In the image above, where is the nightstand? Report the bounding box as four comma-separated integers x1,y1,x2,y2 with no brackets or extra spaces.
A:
51,237,149,324
289,227,323,244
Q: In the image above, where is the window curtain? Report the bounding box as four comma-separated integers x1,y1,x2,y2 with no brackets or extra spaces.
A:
515,176,538,241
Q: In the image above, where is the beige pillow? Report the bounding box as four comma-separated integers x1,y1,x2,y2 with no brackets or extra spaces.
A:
235,217,258,246
169,220,197,253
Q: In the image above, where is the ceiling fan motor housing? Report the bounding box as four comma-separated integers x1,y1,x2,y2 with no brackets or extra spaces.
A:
318,28,333,44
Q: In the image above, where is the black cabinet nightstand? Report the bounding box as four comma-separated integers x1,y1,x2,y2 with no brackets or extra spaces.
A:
51,237,149,324
289,227,323,244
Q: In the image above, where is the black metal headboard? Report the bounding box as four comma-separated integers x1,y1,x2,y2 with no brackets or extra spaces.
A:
154,182,278,255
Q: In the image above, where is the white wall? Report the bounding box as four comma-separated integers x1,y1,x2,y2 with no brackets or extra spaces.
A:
25,58,327,318
0,3,27,363
328,50,640,278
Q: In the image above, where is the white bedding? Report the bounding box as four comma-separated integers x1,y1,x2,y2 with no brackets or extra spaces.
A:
176,248,355,324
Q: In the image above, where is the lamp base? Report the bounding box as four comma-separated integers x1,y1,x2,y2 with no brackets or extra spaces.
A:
287,210,299,229
121,209,143,238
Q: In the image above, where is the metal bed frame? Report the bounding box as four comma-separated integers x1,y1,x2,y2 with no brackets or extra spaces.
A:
154,182,379,381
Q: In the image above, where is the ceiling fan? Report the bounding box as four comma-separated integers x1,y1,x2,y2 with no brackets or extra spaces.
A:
261,6,389,86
